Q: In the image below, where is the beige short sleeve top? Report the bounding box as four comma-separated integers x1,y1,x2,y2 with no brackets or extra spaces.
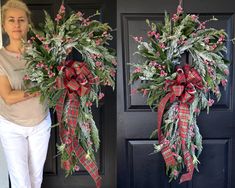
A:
0,48,48,126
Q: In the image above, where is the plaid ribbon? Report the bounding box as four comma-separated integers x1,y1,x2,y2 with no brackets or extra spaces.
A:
178,103,194,183
56,60,96,95
157,65,203,183
55,60,101,188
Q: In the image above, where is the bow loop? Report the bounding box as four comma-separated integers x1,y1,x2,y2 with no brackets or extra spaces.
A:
56,60,95,96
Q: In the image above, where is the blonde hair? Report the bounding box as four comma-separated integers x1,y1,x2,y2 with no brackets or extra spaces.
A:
1,0,32,24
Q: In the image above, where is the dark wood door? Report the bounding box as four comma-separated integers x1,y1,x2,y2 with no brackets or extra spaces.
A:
117,0,235,188
2,0,116,188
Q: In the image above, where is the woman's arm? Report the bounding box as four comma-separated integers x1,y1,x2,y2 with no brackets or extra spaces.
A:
0,75,38,105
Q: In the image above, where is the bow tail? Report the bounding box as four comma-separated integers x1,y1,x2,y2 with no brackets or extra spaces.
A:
178,103,194,183
158,93,177,166
55,90,67,122
75,146,102,188
67,93,101,188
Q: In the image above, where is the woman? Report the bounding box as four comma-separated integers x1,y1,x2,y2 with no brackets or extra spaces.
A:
0,0,51,188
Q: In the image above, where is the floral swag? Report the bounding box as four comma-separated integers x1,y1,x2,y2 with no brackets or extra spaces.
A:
130,2,232,183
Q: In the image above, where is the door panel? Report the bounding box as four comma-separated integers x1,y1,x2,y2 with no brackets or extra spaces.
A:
117,0,235,188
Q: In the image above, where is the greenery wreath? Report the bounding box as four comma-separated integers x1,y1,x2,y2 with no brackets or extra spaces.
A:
23,4,116,187
130,3,232,183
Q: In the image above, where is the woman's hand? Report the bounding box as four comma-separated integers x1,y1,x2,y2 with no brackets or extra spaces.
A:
0,75,40,105
24,91,40,98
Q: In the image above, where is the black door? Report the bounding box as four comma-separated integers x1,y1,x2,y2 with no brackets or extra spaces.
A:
2,0,116,188
117,0,235,188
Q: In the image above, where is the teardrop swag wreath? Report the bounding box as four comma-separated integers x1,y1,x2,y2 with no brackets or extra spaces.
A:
130,2,232,183
23,4,116,188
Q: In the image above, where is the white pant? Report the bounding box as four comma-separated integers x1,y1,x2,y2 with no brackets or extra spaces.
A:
0,114,51,188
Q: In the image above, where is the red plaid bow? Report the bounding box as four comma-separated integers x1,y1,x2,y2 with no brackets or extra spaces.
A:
55,60,101,188
157,64,203,183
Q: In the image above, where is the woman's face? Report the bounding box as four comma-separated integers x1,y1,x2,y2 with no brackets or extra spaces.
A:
3,8,29,41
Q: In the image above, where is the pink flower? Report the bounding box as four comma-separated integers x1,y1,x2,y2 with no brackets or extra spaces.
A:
173,170,179,177
211,44,217,50
131,88,137,94
95,61,103,67
154,33,160,39
81,123,91,133
76,11,83,17
214,86,220,95
44,44,50,51
149,61,157,67
35,35,45,41
172,144,176,150
57,65,65,72
96,54,102,58
207,66,213,74
160,70,167,77
133,36,143,43
39,36,45,41
177,5,183,15
218,35,225,44
198,22,206,29
88,32,94,38
95,39,102,46
90,54,97,60
156,52,160,56
221,79,227,87
204,37,210,44
191,14,198,21
217,35,225,44
204,87,209,93
112,59,117,65
55,14,62,21
23,75,30,80
203,60,209,65
74,165,80,171
133,67,142,73
147,31,155,37
156,64,162,70
36,62,44,68
208,99,215,107
86,101,93,107
172,14,179,22
65,138,71,145
142,89,149,96
49,72,55,78
98,92,105,100
194,108,200,113
178,39,187,45
147,31,160,40
163,139,170,145
63,160,71,171
159,43,165,49
59,4,66,13
102,31,108,37
224,69,229,75
110,69,116,77
82,19,91,26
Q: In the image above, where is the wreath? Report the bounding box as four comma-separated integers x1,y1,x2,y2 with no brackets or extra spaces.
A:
130,3,231,183
23,4,116,188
